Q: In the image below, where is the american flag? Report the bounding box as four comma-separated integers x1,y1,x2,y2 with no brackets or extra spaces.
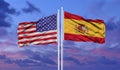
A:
17,14,57,47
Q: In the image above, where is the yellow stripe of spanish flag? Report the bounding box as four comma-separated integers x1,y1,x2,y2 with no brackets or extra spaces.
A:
64,11,105,44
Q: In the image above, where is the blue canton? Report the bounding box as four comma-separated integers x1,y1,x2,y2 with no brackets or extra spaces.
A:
36,14,57,32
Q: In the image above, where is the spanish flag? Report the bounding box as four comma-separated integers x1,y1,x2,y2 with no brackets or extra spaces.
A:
64,12,105,44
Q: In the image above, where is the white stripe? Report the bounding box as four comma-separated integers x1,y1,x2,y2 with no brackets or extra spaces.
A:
18,28,36,33
18,24,35,28
18,30,57,37
18,34,57,42
19,39,57,47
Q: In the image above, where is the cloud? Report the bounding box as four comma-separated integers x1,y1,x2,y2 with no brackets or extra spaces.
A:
106,17,119,31
98,56,118,65
64,56,81,65
90,0,105,14
0,27,8,38
0,0,19,27
0,48,57,68
63,45,120,67
90,47,120,60
29,52,56,65
22,1,41,13
63,41,76,50
0,55,6,60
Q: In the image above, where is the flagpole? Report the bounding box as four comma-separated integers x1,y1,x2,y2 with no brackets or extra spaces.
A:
58,7,64,70
60,7,64,70
57,9,60,70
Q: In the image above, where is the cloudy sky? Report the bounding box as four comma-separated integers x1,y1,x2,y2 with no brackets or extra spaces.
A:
0,0,120,70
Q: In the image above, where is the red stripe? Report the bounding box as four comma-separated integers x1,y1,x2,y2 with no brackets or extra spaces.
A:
64,11,104,23
18,37,57,44
35,42,57,45
19,22,36,25
64,33,105,44
18,26,36,30
18,32,57,39
18,30,36,34
86,19,104,23
64,11,84,20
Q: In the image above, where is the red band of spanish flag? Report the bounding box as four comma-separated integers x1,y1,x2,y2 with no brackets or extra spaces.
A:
64,11,105,44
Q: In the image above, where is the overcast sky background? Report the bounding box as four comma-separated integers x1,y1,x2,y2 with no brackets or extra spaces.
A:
0,0,120,70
